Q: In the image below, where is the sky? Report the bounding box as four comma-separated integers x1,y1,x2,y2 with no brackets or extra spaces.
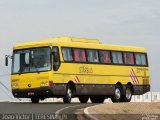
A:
0,0,160,100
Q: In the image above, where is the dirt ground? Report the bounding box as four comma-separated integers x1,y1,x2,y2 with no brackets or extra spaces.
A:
75,108,89,120
75,102,160,120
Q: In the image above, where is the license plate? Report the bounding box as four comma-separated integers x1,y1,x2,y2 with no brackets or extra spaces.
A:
28,92,34,96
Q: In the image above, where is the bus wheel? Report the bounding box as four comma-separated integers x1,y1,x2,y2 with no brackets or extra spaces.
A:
31,97,39,103
111,85,122,103
63,85,73,103
121,85,132,102
90,96,105,103
79,96,89,103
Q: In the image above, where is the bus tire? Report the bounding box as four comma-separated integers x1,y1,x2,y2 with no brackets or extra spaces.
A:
31,97,39,103
63,85,73,103
90,96,105,103
121,85,132,102
111,84,122,103
79,96,89,103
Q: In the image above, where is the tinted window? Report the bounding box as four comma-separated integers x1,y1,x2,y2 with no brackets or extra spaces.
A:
87,50,99,63
12,50,30,73
123,52,134,65
99,50,111,63
112,51,123,64
73,49,86,62
12,48,51,74
135,53,147,65
30,48,51,72
62,48,73,61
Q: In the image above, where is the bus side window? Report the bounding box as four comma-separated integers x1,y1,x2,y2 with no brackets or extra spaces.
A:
99,50,111,63
141,54,147,65
73,49,86,62
53,47,60,71
123,52,134,65
86,49,99,63
74,49,80,61
112,51,123,64
135,53,147,66
62,48,73,62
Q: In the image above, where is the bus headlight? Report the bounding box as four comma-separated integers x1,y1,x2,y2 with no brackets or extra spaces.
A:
41,82,49,87
12,83,18,89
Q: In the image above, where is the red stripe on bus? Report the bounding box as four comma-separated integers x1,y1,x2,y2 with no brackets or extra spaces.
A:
76,76,80,83
131,69,139,84
75,78,78,83
130,71,137,84
129,73,136,84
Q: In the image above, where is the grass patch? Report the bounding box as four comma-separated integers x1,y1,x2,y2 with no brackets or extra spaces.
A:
123,109,129,113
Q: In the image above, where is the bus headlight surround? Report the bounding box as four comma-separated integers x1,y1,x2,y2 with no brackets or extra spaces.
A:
41,82,49,87
12,83,18,89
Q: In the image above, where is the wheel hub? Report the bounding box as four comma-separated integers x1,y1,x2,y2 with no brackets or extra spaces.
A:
115,88,121,99
126,88,131,99
67,88,72,99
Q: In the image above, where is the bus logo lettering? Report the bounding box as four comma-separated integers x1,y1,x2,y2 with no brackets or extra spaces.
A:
79,66,93,73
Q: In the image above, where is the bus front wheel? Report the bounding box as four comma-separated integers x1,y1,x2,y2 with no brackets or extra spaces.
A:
31,97,39,103
111,85,122,103
63,85,73,103
79,96,89,103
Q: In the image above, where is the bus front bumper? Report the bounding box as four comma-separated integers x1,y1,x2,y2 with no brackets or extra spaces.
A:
12,85,66,98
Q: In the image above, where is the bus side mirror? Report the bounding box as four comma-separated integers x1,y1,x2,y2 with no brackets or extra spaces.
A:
5,55,8,66
5,55,12,66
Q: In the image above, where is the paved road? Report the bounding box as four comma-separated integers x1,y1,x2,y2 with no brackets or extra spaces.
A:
0,102,96,120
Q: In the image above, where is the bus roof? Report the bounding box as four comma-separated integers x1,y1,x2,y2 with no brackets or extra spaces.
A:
14,37,147,52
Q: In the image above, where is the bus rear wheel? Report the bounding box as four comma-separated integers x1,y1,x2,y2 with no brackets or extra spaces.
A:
111,85,122,103
63,85,73,103
79,96,89,103
31,97,39,103
90,96,105,103
121,85,133,102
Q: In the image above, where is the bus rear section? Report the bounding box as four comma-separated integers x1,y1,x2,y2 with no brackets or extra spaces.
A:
58,46,150,103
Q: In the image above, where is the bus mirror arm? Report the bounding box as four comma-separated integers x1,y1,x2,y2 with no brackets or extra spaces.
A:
5,55,13,66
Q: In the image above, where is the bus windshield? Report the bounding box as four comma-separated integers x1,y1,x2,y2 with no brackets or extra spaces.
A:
12,47,51,74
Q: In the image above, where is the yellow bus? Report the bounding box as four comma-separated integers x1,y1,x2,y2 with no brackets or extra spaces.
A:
6,37,150,103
